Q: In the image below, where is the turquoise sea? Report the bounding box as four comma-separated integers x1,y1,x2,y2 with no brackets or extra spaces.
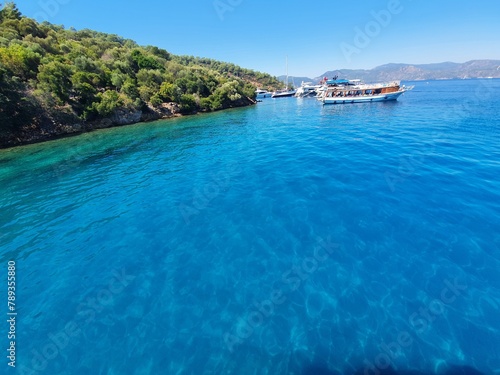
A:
1,79,499,375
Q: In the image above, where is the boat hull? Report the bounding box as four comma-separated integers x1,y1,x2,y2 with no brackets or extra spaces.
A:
256,92,272,99
272,91,296,98
322,90,404,104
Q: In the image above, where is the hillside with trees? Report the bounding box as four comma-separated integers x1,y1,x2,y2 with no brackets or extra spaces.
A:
0,2,282,148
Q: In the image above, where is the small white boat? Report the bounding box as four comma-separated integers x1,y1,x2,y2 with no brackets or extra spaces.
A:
319,79,413,105
295,81,322,97
255,89,273,99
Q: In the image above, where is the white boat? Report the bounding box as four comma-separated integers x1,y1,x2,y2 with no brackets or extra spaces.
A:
319,79,413,105
295,81,322,97
315,84,328,98
255,89,273,99
272,88,296,98
272,57,296,98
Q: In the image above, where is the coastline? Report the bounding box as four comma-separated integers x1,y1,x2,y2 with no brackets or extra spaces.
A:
0,98,256,150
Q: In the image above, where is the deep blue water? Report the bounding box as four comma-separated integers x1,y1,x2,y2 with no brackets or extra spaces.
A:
1,80,500,375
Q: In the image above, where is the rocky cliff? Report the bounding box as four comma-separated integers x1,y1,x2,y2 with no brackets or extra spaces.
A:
0,100,253,149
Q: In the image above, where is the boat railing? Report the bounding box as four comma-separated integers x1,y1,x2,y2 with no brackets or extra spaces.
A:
325,81,400,90
354,81,400,89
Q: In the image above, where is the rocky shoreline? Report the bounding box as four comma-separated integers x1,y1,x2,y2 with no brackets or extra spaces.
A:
0,99,255,149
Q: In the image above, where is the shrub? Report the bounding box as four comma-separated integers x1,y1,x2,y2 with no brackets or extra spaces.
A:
89,90,123,117
150,93,162,107
179,94,197,114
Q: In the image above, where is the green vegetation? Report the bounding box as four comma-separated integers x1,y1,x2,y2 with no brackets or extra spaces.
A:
0,2,282,144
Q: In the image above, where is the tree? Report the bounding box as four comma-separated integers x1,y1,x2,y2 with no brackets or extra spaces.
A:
0,2,22,21
145,45,170,61
37,60,73,104
149,93,162,107
0,64,38,134
121,78,139,100
158,82,180,102
88,90,122,117
0,65,21,132
130,49,163,71
208,80,243,110
0,44,41,79
18,18,42,38
179,94,197,114
71,71,98,111
74,56,98,72
111,71,127,90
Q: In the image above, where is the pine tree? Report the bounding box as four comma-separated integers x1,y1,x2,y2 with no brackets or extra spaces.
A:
0,2,22,22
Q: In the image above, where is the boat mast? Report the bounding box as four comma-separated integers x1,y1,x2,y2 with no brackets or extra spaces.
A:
286,56,288,90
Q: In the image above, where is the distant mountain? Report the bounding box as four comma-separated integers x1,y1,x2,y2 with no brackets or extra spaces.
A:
281,60,500,84
277,76,314,87
373,62,461,72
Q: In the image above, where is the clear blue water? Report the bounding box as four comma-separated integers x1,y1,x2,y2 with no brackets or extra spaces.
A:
1,80,500,375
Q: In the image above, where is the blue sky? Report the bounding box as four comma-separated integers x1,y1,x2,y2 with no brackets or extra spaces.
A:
12,0,500,78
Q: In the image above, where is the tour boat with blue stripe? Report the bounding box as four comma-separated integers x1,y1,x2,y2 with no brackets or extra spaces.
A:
320,79,413,104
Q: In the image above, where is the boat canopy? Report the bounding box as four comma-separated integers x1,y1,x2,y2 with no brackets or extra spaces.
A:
326,79,350,85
